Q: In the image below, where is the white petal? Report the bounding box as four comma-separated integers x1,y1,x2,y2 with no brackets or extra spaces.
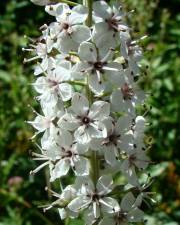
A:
57,7,71,21
92,22,119,56
93,202,100,219
83,207,97,225
33,76,46,93
115,115,132,134
50,159,70,181
55,129,73,147
89,74,105,95
58,36,79,53
134,151,150,169
105,62,125,85
32,0,51,7
58,114,79,131
134,90,145,104
97,175,113,194
89,121,107,138
74,142,89,154
127,208,144,222
70,5,88,24
121,160,139,187
28,115,51,132
40,91,58,108
68,196,91,212
71,93,89,115
89,101,110,120
34,57,49,75
100,197,119,213
45,3,69,16
93,1,110,19
78,41,97,62
119,134,134,152
71,62,89,79
74,157,90,176
120,192,135,212
58,208,67,220
110,90,125,112
74,126,91,144
72,25,91,43
99,217,115,225
104,146,117,166
59,83,73,101
55,65,71,81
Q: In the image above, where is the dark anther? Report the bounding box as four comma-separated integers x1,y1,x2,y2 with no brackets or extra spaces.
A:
82,116,90,124
62,23,69,30
94,61,103,70
92,193,99,201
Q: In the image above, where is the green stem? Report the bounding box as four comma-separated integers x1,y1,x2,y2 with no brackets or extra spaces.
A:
83,0,99,185
85,0,93,27
68,80,86,86
51,0,78,6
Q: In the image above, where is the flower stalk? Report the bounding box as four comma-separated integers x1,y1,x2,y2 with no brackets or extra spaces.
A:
25,0,154,224
51,0,77,6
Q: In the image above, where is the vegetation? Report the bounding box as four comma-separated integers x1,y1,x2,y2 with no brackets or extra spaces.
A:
0,0,179,224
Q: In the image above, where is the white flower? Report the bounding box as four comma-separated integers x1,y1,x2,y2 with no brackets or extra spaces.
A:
68,175,119,223
24,25,53,58
47,4,91,53
33,61,74,107
120,146,150,187
121,38,144,76
111,77,145,115
132,116,146,149
27,104,59,138
30,0,51,6
49,137,90,181
133,180,156,208
91,116,134,166
58,93,110,144
93,1,128,33
30,133,90,181
99,192,144,225
26,0,152,223
92,1,129,52
75,41,123,94
42,185,78,217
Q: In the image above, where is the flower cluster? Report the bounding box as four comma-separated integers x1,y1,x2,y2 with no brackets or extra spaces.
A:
25,0,154,224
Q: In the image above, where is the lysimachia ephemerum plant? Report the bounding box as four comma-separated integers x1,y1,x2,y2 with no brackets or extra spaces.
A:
25,0,155,224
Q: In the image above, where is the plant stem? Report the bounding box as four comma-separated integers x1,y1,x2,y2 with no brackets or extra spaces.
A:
85,0,93,27
83,0,99,185
68,80,86,86
51,0,77,6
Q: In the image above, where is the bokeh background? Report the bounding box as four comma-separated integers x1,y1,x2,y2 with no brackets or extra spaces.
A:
0,0,179,225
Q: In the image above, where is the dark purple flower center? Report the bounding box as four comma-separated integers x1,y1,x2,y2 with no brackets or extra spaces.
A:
121,83,134,100
82,116,90,125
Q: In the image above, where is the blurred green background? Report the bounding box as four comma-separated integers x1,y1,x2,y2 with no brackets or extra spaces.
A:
0,0,179,225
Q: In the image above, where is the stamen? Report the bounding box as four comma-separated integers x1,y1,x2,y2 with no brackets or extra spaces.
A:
30,161,49,175
23,56,40,63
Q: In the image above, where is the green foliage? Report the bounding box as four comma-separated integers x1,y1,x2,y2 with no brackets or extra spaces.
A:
0,0,179,225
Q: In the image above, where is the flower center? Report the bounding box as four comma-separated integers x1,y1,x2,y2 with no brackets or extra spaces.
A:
66,150,73,157
93,61,104,71
121,83,134,100
108,134,118,145
82,116,90,125
47,79,59,88
62,23,69,30
128,154,137,166
92,193,99,201
106,15,119,32
115,211,127,223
